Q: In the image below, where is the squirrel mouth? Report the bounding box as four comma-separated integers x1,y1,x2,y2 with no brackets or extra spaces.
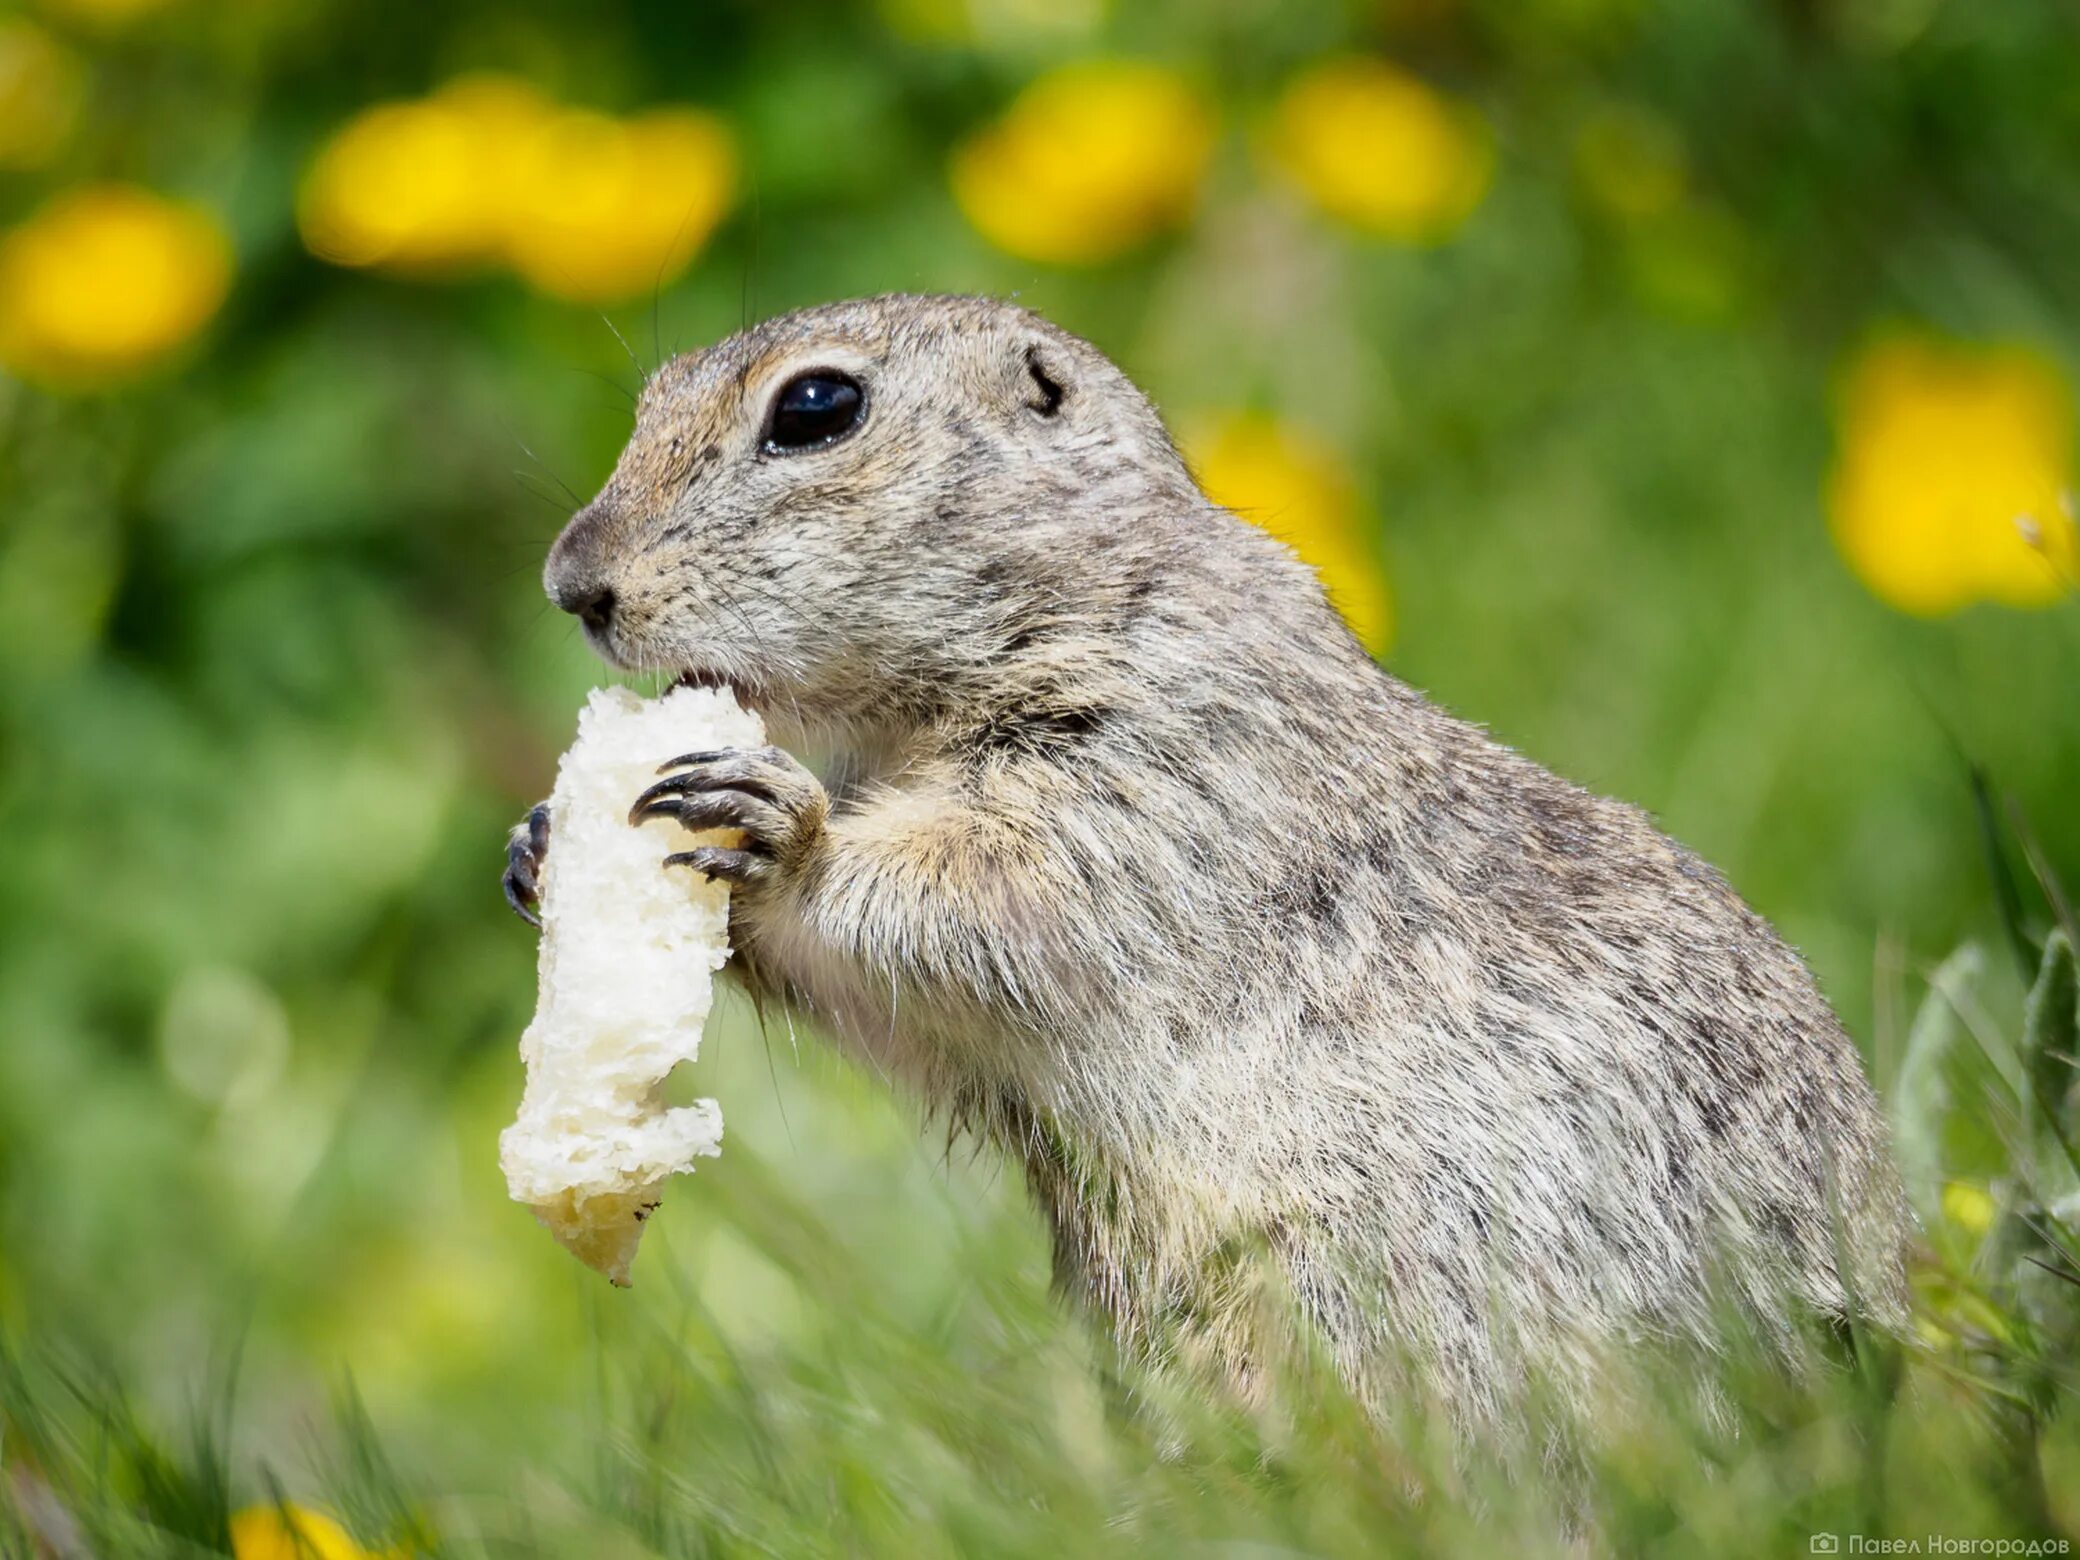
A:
671,665,770,719
672,668,746,701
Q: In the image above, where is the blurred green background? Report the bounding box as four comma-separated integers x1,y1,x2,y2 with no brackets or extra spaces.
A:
1,0,2078,1551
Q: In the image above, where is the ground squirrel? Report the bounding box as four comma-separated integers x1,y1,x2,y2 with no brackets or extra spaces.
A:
504,293,1912,1429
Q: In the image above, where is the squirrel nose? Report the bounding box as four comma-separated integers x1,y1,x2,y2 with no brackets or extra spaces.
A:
553,580,617,632
544,500,622,632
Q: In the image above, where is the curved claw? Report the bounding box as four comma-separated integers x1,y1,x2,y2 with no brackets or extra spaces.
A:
504,803,550,929
629,774,769,823
629,775,697,822
656,749,730,774
665,845,765,884
504,861,542,928
630,788,776,843
642,746,824,889
636,762,783,808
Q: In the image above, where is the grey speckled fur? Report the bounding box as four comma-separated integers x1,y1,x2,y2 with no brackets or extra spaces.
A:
527,293,1913,1429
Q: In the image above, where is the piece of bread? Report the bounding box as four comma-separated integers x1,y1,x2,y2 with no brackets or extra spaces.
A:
500,683,765,1285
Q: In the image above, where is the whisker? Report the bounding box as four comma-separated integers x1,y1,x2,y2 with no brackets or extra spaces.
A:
577,366,638,412
511,471,575,513
702,580,818,741
739,167,762,333
599,311,647,385
515,598,560,647
650,193,707,374
501,419,586,508
495,552,553,584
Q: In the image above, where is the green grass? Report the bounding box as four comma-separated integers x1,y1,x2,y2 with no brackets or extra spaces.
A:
4,2,2080,1553
2,843,2075,1558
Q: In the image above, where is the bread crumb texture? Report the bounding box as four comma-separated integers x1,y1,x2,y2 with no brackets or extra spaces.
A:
500,683,764,1284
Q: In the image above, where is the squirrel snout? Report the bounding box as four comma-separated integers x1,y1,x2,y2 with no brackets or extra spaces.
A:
546,563,616,632
545,507,620,633
558,582,616,632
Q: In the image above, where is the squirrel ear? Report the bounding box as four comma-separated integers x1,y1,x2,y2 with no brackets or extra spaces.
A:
1020,342,1066,418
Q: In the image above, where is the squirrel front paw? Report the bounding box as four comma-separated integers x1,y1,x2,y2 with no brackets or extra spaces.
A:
629,745,829,889
504,801,552,928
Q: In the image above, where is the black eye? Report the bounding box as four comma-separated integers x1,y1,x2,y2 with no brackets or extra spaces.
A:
763,370,865,454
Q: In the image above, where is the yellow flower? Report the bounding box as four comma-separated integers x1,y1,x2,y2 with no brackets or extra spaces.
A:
1184,412,1393,652
1940,1180,1996,1238
0,184,232,388
950,60,1213,265
0,19,82,169
298,74,552,274
502,105,736,303
1265,56,1491,244
300,78,735,303
228,1504,383,1560
1827,333,2079,615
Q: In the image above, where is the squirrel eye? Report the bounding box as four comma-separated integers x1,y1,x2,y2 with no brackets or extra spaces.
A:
763,370,865,454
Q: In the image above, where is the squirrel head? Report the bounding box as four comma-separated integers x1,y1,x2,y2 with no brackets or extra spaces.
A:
544,294,1200,746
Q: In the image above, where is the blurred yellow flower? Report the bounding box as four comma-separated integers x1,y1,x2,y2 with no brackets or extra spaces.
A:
503,105,736,303
229,1503,383,1560
0,184,232,388
0,18,82,169
950,60,1213,265
300,77,735,303
1940,1180,1996,1238
1827,333,2079,616
298,74,552,273
1265,57,1491,244
1185,412,1393,652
